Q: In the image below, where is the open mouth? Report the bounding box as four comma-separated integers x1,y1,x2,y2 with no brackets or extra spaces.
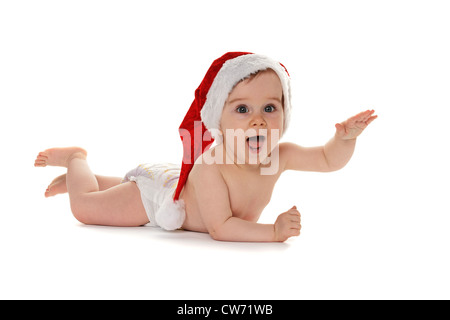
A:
246,135,266,153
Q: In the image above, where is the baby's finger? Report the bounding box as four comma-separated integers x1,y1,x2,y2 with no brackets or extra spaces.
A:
354,110,371,122
287,215,301,226
289,210,300,219
365,114,378,125
289,227,301,237
363,110,376,121
360,110,373,122
289,217,300,224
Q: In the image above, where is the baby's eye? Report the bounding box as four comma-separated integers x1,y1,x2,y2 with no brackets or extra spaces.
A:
236,105,249,113
264,105,276,113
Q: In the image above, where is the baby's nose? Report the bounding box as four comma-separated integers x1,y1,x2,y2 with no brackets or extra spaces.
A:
250,115,266,127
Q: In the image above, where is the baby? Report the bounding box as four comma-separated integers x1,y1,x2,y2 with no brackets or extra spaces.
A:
34,52,376,242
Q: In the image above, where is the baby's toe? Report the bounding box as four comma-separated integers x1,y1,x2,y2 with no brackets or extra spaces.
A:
38,152,48,159
34,153,48,167
34,159,47,167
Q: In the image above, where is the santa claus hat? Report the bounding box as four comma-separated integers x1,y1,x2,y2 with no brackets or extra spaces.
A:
156,52,291,230
201,53,292,134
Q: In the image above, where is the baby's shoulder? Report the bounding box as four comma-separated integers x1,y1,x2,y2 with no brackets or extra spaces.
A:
187,157,230,199
278,142,295,156
266,142,292,172
278,142,303,163
189,150,224,182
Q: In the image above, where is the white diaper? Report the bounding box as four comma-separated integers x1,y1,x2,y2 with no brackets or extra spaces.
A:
122,163,184,229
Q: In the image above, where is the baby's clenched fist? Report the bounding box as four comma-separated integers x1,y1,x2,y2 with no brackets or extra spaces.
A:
273,206,301,242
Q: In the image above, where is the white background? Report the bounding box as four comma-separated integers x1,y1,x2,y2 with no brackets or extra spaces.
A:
1,0,449,299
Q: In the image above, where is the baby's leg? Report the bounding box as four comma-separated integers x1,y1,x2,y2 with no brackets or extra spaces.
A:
44,174,122,197
35,147,149,227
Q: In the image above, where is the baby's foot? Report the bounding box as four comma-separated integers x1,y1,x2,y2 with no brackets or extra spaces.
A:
45,174,67,197
34,147,87,168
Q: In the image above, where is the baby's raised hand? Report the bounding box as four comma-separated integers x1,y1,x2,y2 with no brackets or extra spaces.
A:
335,109,377,140
274,206,301,242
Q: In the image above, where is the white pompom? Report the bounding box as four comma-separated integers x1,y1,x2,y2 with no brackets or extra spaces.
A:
155,198,186,231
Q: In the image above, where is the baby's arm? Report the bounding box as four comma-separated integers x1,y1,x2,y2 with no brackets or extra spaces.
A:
325,109,377,169
282,110,377,172
192,163,300,242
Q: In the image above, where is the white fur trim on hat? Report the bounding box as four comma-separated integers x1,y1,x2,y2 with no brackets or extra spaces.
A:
201,53,291,135
155,198,186,231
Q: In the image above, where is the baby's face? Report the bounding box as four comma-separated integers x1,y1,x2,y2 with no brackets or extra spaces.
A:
219,69,284,165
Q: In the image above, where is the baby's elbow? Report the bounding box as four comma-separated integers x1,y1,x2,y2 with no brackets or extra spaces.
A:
326,164,344,173
208,228,224,241
209,231,221,241
324,157,349,172
208,225,229,241
327,161,350,172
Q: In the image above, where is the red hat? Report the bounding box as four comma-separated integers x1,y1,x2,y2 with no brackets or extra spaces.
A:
155,52,291,230
174,52,291,200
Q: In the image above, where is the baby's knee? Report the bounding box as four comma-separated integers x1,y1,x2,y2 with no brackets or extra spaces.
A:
70,199,93,225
